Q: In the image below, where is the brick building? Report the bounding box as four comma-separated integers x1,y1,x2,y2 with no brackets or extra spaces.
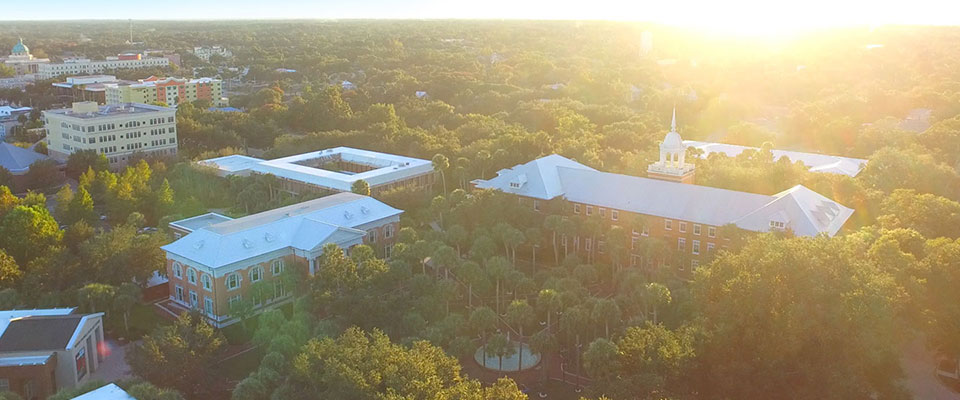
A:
161,193,402,327
474,113,855,272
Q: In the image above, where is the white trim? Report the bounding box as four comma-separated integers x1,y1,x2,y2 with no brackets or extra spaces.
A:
64,313,103,350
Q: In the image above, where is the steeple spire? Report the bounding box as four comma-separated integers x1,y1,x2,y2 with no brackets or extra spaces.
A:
670,107,677,132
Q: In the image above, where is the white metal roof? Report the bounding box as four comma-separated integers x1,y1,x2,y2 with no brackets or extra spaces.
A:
475,155,854,237
169,212,234,233
71,384,136,400
684,140,867,177
162,193,401,269
0,355,52,367
198,147,434,191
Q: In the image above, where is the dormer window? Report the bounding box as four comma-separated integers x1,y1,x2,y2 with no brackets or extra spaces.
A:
769,220,786,230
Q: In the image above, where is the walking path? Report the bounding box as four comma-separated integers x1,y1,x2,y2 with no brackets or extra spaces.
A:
902,336,960,399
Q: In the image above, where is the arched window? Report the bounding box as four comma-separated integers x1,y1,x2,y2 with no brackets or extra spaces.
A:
173,262,182,279
187,268,197,284
201,274,212,291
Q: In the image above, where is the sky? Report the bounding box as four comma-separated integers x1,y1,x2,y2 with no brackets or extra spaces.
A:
6,0,960,34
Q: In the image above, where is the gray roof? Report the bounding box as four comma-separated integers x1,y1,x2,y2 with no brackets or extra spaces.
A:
683,140,867,177
169,212,234,233
0,142,49,174
475,155,854,237
162,193,402,269
0,315,84,352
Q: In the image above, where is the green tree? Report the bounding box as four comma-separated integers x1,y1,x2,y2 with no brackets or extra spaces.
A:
65,150,110,180
469,306,498,368
0,205,62,264
127,312,225,397
485,333,516,371
351,179,371,196
0,250,21,289
583,338,619,382
432,153,450,194
505,299,535,371
113,282,141,335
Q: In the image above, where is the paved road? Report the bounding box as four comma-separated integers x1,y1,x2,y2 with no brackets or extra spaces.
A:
901,337,959,399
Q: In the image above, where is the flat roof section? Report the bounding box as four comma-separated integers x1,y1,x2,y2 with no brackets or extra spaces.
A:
199,147,434,192
44,103,174,120
169,212,234,233
684,140,867,177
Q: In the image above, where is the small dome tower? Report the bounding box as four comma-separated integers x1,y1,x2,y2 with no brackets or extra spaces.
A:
647,108,696,184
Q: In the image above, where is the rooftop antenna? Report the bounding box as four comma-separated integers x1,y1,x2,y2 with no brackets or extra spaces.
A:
127,19,133,44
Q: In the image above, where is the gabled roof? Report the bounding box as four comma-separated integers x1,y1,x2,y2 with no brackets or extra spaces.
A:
0,142,49,174
684,140,867,177
162,193,401,269
0,314,85,352
0,308,75,338
475,155,854,237
72,383,136,400
472,154,595,200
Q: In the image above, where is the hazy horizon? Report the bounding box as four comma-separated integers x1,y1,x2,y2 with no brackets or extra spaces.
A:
6,0,960,35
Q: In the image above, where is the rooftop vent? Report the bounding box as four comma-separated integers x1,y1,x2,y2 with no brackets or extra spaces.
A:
360,206,370,215
264,232,275,242
242,239,254,249
344,210,353,220
192,240,205,250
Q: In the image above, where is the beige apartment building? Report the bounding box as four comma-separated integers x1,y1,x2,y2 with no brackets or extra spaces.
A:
42,102,178,165
105,76,225,106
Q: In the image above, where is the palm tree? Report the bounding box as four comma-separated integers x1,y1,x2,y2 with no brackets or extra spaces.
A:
529,330,558,387
113,283,141,335
537,289,562,330
432,245,458,279
476,150,491,180
506,300,535,371
486,333,515,371
469,306,498,368
543,215,563,265
591,298,621,338
432,153,450,194
525,227,543,273
457,261,484,308
643,282,672,324
486,256,512,315
455,156,470,189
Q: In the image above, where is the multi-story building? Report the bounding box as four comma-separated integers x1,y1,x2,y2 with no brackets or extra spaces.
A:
191,46,233,62
0,308,105,400
42,102,178,166
51,75,127,104
2,38,50,75
104,76,225,106
473,114,855,273
0,106,31,139
684,140,868,177
37,53,170,80
161,192,402,327
199,147,437,197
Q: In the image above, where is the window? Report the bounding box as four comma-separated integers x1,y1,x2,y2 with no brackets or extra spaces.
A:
533,199,541,212
770,220,786,230
642,225,650,236
586,206,593,216
250,266,263,282
679,222,687,233
611,210,619,221
691,259,700,270
173,262,182,279
385,244,394,258
368,229,378,243
385,224,394,238
226,273,240,290
599,208,606,218
271,259,284,276
204,297,213,315
707,242,715,253
275,281,286,298
693,224,701,235
228,294,242,309
189,290,198,308
201,274,212,291
692,240,700,255
708,226,716,238
664,219,673,230
187,268,197,284
585,238,592,251
574,204,581,214
175,285,184,302
632,228,640,236
677,238,686,251
631,237,639,250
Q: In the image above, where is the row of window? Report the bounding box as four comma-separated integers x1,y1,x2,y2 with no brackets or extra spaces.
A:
172,259,285,292
664,220,717,238
570,202,718,239
676,238,715,255
365,224,396,243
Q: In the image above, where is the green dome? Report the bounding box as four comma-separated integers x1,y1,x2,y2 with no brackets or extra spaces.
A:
11,38,28,55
